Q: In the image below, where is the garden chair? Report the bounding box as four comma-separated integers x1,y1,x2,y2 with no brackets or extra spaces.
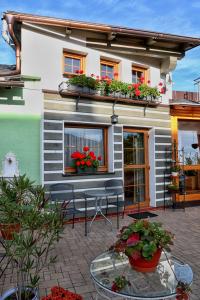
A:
49,183,80,228
104,179,125,229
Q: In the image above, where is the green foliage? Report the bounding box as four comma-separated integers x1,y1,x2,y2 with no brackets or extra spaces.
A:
111,220,174,261
68,74,98,89
168,184,179,191
171,165,181,172
1,175,64,299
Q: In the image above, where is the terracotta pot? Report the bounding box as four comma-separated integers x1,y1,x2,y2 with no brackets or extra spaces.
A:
128,249,162,272
0,223,20,240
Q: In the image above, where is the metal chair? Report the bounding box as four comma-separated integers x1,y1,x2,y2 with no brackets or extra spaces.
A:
49,183,80,228
104,179,125,229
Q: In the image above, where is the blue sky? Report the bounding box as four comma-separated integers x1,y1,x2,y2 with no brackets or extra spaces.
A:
0,0,200,91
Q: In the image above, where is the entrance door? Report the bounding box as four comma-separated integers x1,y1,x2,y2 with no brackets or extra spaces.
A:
123,128,149,208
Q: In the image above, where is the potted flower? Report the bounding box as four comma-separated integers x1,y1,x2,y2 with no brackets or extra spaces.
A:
171,165,181,177
168,184,179,193
71,146,102,174
0,179,64,300
41,286,83,300
110,220,174,272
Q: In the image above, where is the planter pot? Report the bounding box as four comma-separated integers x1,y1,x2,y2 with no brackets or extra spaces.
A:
0,223,20,240
172,172,179,177
1,287,38,300
128,249,162,272
77,167,97,174
168,188,179,194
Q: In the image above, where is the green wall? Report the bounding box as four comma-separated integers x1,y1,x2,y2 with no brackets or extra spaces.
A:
0,114,41,183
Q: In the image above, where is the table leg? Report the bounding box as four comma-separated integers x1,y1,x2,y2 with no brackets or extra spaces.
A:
84,195,87,236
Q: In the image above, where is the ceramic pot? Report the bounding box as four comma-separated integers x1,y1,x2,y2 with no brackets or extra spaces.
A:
0,223,20,240
1,287,38,300
128,249,162,272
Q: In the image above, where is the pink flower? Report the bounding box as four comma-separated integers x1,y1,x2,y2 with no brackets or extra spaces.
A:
126,233,140,246
91,73,95,77
158,82,163,86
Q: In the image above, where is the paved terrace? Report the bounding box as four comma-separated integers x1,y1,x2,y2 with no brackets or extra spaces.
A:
1,207,200,300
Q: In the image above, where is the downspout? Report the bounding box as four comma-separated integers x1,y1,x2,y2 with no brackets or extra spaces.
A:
0,14,21,76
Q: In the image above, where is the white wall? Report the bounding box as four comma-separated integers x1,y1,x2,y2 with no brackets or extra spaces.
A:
21,25,172,104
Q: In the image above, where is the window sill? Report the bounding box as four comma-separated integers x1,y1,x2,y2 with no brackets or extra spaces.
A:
62,172,115,177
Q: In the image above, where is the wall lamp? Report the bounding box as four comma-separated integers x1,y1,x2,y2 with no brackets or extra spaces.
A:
111,101,118,124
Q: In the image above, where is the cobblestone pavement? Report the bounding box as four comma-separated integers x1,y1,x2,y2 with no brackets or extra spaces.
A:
0,207,200,300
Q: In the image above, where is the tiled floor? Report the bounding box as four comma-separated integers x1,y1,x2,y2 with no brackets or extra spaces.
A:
1,207,200,299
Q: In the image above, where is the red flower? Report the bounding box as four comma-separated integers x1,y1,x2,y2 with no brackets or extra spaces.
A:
91,73,95,77
160,87,166,94
111,283,119,292
114,72,118,77
158,82,163,86
83,146,89,152
76,161,81,166
75,70,80,74
147,80,151,84
130,251,141,260
81,160,85,165
71,151,81,159
140,76,145,82
133,83,140,89
135,89,141,97
98,155,102,161
86,160,92,167
89,151,95,157
126,233,140,246
101,76,106,80
79,70,83,74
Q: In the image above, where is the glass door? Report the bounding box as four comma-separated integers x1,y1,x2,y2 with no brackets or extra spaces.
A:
123,129,149,207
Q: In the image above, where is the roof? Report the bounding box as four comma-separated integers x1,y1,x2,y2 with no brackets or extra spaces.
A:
3,11,200,55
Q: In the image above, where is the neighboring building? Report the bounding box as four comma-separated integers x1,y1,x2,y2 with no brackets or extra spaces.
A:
171,87,200,203
0,11,200,210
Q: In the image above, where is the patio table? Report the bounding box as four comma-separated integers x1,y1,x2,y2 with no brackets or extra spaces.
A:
84,190,115,234
90,251,193,300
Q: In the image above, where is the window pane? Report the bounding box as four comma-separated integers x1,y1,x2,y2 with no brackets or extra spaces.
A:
64,127,105,168
101,64,107,71
64,65,73,73
73,58,81,67
65,57,72,65
124,132,144,164
101,64,114,78
178,120,200,165
132,70,137,83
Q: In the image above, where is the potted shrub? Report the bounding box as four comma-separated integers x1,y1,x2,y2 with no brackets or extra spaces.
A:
0,182,64,300
0,175,34,240
171,165,181,177
110,220,174,272
168,184,179,193
71,146,102,174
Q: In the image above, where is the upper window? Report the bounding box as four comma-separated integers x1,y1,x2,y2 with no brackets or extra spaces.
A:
100,59,119,80
64,125,108,172
63,52,85,76
132,66,147,83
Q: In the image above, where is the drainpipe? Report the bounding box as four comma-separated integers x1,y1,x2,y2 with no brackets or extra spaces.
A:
0,14,21,77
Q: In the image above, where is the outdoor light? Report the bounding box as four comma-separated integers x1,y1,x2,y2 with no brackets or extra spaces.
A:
111,114,118,124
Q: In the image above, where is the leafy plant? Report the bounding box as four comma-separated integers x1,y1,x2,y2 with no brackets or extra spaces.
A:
168,184,179,191
110,220,174,261
1,178,64,300
171,165,181,172
111,276,130,292
71,146,102,169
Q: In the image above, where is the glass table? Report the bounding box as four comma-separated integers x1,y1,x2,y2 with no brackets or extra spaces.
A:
90,251,193,300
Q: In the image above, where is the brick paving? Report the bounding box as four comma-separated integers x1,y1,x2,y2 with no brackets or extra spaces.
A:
1,207,200,299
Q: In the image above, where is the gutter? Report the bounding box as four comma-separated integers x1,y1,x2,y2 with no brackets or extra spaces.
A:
0,14,21,77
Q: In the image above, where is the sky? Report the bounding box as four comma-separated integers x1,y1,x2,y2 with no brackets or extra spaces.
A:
0,0,200,91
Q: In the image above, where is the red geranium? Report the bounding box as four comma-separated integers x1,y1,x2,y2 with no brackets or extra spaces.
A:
76,161,81,166
86,160,92,167
158,82,163,86
98,155,102,161
147,80,151,84
42,286,83,300
126,233,140,246
135,89,141,97
114,72,118,77
83,146,89,152
79,70,83,74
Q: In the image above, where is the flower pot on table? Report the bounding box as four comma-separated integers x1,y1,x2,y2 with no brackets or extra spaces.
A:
128,249,162,272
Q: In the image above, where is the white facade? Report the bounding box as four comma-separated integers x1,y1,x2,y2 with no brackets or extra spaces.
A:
21,24,172,104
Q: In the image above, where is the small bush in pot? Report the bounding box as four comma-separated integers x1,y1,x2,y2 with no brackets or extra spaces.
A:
110,220,174,272
1,179,64,300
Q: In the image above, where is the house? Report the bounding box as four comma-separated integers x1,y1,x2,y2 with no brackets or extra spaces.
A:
0,11,200,211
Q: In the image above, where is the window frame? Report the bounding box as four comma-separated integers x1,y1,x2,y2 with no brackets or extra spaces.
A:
64,124,108,173
100,59,119,80
132,66,148,84
63,52,86,77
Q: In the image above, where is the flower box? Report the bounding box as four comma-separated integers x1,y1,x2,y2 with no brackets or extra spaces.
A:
77,166,97,174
